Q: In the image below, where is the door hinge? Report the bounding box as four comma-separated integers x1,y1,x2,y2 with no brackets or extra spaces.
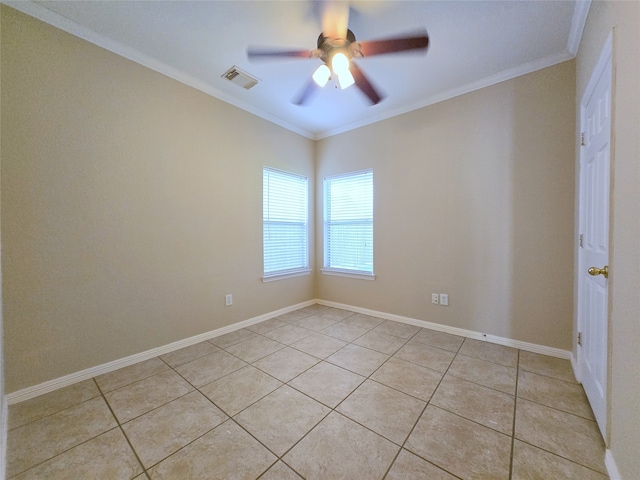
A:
577,332,582,346
580,132,585,146
579,233,584,248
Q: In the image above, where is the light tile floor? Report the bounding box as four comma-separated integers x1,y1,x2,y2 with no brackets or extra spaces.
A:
7,304,608,479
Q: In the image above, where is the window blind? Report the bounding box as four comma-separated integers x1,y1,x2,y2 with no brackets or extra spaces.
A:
263,167,308,277
324,170,374,274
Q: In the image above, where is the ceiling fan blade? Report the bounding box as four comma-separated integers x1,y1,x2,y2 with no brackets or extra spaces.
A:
349,62,383,105
293,79,320,106
321,1,349,40
356,30,429,57
247,48,316,60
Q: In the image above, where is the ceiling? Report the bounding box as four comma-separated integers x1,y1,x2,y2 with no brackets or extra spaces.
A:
7,1,590,139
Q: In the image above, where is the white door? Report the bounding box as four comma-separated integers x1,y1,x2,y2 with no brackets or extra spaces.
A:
578,42,611,438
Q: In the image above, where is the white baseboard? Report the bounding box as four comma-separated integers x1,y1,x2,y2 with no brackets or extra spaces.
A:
605,449,621,480
315,299,572,359
6,300,315,405
8,298,573,405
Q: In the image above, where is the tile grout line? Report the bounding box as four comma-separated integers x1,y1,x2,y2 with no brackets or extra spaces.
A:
9,306,593,479
509,349,521,480
93,378,151,479
381,337,466,480
230,320,423,478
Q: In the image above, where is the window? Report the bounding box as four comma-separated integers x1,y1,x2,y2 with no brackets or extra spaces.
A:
263,167,309,280
323,169,374,278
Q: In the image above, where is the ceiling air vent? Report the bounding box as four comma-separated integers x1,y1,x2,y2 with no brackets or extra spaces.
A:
222,66,259,90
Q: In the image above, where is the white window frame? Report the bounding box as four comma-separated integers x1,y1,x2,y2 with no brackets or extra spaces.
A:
322,169,375,280
262,167,310,282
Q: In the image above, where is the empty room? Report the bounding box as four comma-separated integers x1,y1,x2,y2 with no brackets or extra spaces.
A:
1,1,638,479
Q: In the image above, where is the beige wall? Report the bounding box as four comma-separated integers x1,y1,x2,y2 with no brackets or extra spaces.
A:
575,1,640,477
1,6,315,393
316,61,576,350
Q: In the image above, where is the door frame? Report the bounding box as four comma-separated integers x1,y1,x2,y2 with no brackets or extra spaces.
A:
576,31,613,441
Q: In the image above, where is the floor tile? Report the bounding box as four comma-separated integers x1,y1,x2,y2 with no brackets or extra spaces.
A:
105,369,193,423
122,391,227,468
406,405,511,480
283,411,399,480
447,353,517,394
12,428,142,480
293,315,338,332
288,361,365,408
458,338,518,367
263,324,314,345
290,332,347,359
159,341,219,367
393,343,455,372
340,313,386,330
200,365,282,416
337,380,425,444
316,307,356,321
297,304,329,315
173,349,247,388
518,370,594,420
370,356,442,401
410,329,464,352
247,317,287,334
430,374,515,435
224,336,285,363
373,320,421,339
148,419,276,479
260,460,303,479
512,439,608,480
515,398,606,474
253,347,319,382
274,310,310,323
95,357,170,393
519,351,577,383
7,305,610,479
326,344,389,376
9,379,100,430
321,322,369,342
209,328,258,349
234,385,330,456
7,397,117,478
353,330,407,355
386,449,458,480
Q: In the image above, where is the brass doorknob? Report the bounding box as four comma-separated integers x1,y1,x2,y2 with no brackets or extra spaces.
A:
588,265,609,279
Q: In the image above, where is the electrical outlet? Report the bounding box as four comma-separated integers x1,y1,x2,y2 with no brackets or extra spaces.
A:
225,294,232,306
439,294,449,306
431,293,439,304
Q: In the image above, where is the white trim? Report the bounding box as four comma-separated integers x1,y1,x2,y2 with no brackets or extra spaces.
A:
582,33,613,107
605,449,622,480
321,269,375,281
315,299,571,359
8,297,576,405
2,0,315,140
568,0,592,56
4,0,584,142
315,50,574,139
262,269,312,282
6,300,315,405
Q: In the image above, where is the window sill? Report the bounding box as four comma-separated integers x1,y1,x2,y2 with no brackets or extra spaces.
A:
321,268,376,281
262,269,312,283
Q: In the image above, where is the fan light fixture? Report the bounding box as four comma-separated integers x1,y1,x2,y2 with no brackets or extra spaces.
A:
312,64,331,87
247,25,429,105
312,51,355,90
332,52,355,89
